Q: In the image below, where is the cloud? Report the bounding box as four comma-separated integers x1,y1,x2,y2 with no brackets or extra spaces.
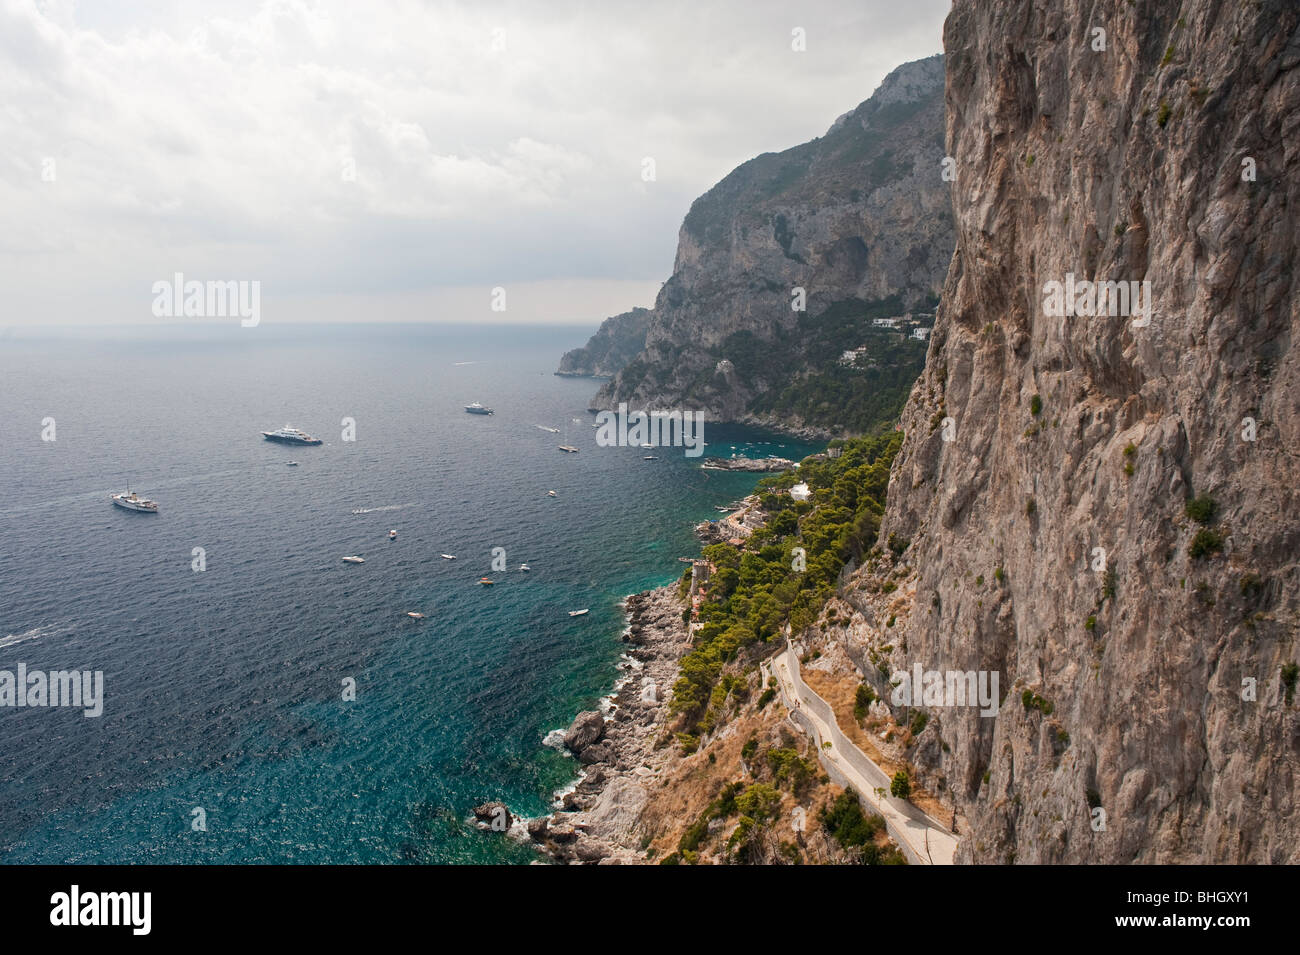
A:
0,0,948,324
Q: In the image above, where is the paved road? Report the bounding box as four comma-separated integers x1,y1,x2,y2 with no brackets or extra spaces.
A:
764,646,958,865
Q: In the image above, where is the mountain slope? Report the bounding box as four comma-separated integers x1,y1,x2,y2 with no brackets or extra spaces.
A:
556,307,652,378
571,55,954,435
844,0,1299,863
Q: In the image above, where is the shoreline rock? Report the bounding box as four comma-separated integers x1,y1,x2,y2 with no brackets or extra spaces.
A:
700,455,796,472
530,584,691,864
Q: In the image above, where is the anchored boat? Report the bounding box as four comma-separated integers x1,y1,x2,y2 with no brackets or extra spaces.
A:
111,490,159,513
262,425,323,445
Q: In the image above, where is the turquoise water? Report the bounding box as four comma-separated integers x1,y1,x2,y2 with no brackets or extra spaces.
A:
0,322,820,863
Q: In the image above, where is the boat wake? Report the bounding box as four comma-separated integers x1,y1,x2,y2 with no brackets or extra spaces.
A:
350,503,418,515
0,623,65,651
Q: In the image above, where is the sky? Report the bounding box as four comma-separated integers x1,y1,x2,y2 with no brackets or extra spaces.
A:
0,0,949,328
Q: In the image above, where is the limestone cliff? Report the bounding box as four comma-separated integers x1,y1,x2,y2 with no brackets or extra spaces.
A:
831,0,1299,863
556,307,652,378
579,55,954,433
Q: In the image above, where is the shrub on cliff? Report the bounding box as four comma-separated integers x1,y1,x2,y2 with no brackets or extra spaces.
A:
1185,494,1218,525
1189,528,1224,559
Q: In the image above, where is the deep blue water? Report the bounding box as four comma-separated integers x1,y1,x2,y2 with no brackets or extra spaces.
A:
0,322,819,863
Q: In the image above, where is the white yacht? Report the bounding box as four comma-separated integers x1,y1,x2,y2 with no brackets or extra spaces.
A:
519,563,530,572
262,426,323,445
465,402,494,415
342,556,365,564
111,490,159,513
568,608,589,617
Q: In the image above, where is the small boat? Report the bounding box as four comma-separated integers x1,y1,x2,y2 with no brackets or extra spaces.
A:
558,445,578,453
342,556,365,564
519,563,530,572
389,530,397,540
568,609,589,617
643,455,657,460
536,425,560,433
111,490,159,513
406,612,425,619
465,402,494,415
547,490,557,497
287,461,299,467
440,554,457,560
639,444,654,450
479,577,495,586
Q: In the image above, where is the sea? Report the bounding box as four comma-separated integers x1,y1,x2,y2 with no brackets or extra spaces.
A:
0,322,821,863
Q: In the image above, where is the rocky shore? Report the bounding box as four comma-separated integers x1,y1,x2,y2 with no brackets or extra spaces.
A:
527,584,691,864
700,455,795,472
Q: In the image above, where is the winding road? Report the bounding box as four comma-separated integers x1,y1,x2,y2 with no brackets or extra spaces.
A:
764,644,958,865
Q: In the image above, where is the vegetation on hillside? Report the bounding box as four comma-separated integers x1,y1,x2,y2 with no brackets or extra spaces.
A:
739,296,933,434
669,430,903,737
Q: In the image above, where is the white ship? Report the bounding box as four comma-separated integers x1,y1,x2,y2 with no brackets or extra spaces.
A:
262,425,323,445
342,556,365,564
465,402,494,415
111,490,159,513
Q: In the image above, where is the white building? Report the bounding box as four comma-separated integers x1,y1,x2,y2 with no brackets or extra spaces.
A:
789,482,812,502
912,327,932,341
872,317,898,328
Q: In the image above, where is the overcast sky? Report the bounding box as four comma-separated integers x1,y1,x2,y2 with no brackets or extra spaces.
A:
0,0,948,327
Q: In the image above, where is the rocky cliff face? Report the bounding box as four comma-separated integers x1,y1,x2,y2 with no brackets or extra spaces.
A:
846,0,1299,863
556,307,652,378
584,55,953,427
